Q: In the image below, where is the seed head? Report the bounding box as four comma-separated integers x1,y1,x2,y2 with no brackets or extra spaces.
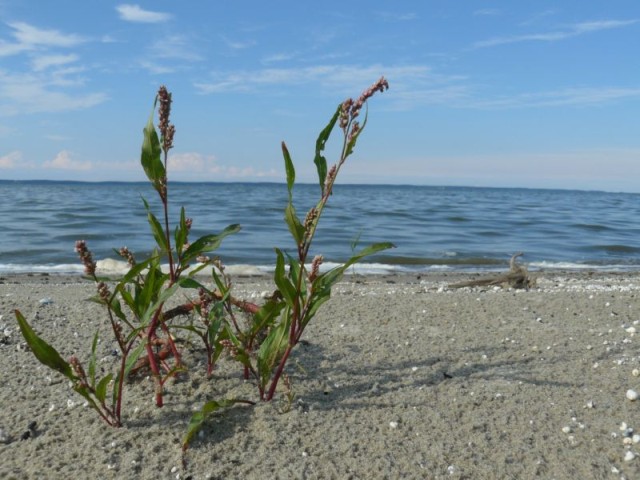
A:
75,240,96,276
97,282,111,302
157,85,175,152
309,255,323,282
340,76,389,136
69,355,86,381
118,247,136,267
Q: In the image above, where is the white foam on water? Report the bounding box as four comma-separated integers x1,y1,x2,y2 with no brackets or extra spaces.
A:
0,263,85,274
1,259,639,276
529,261,635,272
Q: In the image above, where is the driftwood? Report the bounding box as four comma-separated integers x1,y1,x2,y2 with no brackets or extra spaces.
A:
448,253,535,290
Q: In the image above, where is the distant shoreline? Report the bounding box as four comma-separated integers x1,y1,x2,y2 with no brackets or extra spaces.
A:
1,178,638,195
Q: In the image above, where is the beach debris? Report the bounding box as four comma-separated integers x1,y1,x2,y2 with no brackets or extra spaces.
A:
448,253,535,290
626,389,639,401
0,428,9,444
19,421,37,441
38,297,54,305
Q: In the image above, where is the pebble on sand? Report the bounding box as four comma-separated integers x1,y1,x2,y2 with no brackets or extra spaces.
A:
626,389,639,401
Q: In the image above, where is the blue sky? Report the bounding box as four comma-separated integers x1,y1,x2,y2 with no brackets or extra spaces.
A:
0,1,639,192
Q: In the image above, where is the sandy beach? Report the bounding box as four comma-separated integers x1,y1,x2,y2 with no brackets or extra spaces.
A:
1,271,639,479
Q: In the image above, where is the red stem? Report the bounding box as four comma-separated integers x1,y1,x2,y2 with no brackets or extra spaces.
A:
146,307,165,407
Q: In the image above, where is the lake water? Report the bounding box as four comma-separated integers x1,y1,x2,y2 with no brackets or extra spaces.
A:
1,180,639,274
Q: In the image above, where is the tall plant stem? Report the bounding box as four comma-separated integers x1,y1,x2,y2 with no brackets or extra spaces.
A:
265,129,354,402
161,149,176,282
146,306,166,407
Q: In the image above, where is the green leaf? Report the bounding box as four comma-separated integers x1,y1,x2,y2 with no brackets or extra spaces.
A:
88,332,99,387
281,143,305,244
183,398,243,451
316,242,395,291
123,340,147,378
284,203,305,246
72,384,101,412
174,207,188,255
273,249,297,309
15,310,74,379
142,198,168,253
137,260,164,315
95,373,113,403
120,257,154,285
249,299,286,340
257,319,290,388
281,142,295,198
215,325,252,371
108,296,128,324
139,281,180,327
182,224,241,264
140,96,165,190
178,277,204,290
211,268,227,294
314,104,341,194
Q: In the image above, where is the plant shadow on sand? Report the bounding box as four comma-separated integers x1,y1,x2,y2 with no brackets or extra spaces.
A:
289,342,577,409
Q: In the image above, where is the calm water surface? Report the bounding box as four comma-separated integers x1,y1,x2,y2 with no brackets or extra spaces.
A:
1,181,639,273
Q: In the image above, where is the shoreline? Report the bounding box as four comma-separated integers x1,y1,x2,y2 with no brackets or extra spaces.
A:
2,271,639,478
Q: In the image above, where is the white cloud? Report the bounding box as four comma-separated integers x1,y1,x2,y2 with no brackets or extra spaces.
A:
474,18,638,48
0,22,85,57
116,4,171,23
45,134,70,142
9,21,85,48
0,39,29,56
194,63,469,111
31,53,78,71
148,35,202,61
0,71,107,115
44,150,92,170
169,152,213,171
139,61,175,75
168,152,278,179
195,64,438,95
469,86,640,109
262,52,297,64
0,150,21,168
220,35,256,50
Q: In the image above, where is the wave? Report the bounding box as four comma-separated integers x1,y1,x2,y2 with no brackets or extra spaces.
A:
3,258,640,276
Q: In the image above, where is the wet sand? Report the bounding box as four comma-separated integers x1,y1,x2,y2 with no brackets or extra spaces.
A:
1,271,639,479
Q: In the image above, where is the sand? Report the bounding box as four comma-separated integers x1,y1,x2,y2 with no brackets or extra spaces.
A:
1,271,639,479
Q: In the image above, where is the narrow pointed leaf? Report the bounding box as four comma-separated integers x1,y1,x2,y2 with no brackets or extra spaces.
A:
314,104,341,194
140,97,165,188
182,224,241,263
123,340,147,378
15,310,74,378
95,373,113,403
316,242,395,291
273,249,297,309
257,318,290,388
147,211,168,253
175,207,188,255
284,203,305,245
250,299,286,340
88,332,99,386
183,398,243,451
281,142,295,197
